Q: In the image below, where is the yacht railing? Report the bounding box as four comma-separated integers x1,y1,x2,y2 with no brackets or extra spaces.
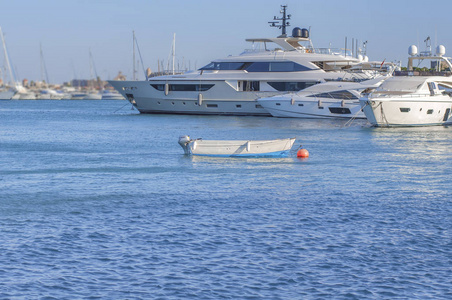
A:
147,70,186,78
369,92,432,99
242,47,352,56
394,70,452,77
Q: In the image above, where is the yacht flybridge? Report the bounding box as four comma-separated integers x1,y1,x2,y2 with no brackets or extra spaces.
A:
109,5,392,116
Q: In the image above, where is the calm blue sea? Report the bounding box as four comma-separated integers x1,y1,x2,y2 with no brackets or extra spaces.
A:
0,100,451,299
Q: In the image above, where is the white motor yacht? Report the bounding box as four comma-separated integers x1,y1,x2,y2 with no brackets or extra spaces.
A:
109,6,390,116
257,76,390,119
360,44,452,127
101,89,125,100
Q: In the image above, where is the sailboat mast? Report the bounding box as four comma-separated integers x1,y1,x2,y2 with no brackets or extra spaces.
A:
0,27,17,86
133,31,136,81
40,43,50,86
172,33,176,75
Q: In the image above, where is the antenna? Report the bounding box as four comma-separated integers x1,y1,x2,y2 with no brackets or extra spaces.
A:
268,5,291,37
424,36,431,54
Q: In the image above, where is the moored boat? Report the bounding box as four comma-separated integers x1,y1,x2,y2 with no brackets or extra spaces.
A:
257,76,389,119
109,5,390,116
178,136,296,157
360,43,452,127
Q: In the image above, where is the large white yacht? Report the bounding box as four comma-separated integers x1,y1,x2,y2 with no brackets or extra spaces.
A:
109,5,390,116
360,43,452,127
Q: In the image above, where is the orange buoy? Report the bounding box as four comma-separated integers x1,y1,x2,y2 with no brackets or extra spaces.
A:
297,147,309,158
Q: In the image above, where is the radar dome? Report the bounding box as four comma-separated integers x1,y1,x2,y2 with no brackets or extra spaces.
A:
436,45,446,56
301,28,309,39
363,56,369,62
409,45,418,56
292,27,302,38
357,54,363,62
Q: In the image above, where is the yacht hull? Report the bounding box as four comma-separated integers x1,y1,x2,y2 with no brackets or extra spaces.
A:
258,95,365,119
108,80,278,116
360,98,452,127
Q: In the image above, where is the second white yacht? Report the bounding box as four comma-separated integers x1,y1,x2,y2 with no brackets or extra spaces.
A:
360,44,452,127
257,76,390,119
109,5,390,116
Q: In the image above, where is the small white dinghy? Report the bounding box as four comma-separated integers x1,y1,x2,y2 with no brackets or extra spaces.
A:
178,135,296,157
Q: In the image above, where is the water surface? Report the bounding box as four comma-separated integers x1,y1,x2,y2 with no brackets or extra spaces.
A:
0,100,451,299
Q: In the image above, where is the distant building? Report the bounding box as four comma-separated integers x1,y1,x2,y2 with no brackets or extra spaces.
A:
114,71,126,81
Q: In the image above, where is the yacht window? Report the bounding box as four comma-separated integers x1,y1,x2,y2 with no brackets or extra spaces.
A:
206,104,218,108
150,84,165,91
400,108,411,113
242,81,260,91
308,90,358,100
270,62,294,72
199,62,246,70
329,107,351,114
152,84,214,92
245,62,312,72
268,81,319,91
427,109,434,114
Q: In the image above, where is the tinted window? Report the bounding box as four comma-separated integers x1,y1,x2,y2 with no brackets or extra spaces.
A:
170,84,214,91
308,90,358,100
246,62,312,72
200,62,246,70
329,107,351,114
268,81,318,91
151,84,214,92
150,84,165,91
246,62,270,72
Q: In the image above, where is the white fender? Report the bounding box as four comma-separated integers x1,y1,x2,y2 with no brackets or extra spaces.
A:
164,83,169,96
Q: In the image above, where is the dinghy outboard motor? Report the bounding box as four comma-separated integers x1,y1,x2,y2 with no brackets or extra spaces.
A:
178,135,192,155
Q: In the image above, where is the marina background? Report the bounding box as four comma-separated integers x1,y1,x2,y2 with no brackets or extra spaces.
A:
0,100,451,298
1,0,452,85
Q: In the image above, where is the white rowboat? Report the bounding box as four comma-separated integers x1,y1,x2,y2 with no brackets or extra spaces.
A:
178,136,296,157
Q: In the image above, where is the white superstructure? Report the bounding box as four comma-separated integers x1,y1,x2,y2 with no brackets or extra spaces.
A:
360,43,452,127
109,6,390,116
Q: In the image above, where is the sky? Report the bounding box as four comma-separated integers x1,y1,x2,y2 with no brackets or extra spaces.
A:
1,0,452,84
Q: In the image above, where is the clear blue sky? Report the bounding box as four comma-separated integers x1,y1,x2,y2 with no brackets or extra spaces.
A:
1,0,451,84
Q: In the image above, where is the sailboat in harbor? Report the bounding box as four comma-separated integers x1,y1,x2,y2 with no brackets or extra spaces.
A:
0,27,37,100
0,27,17,100
36,43,69,99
